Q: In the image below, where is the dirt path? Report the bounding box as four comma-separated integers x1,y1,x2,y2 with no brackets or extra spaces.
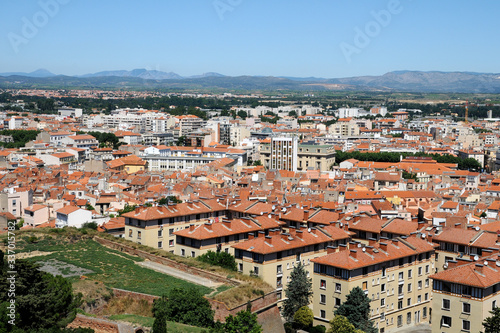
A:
136,261,222,288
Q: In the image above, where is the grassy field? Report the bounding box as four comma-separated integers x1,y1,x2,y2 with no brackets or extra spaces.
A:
108,314,207,332
14,233,211,296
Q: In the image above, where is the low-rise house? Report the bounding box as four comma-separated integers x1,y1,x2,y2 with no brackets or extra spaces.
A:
24,204,49,227
55,205,92,228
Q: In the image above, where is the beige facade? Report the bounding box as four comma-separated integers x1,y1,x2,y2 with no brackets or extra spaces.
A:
311,236,435,333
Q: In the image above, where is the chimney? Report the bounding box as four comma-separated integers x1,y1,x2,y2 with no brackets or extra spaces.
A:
349,242,358,250
222,220,231,228
446,260,458,269
296,230,303,239
350,249,357,259
304,210,310,221
380,242,388,252
368,238,376,247
311,227,317,235
353,214,361,222
189,224,195,231
258,231,265,238
281,233,289,241
427,233,433,243
134,207,141,214
475,264,485,275
339,244,348,252
248,232,255,240
454,223,461,229
344,223,349,231
327,246,337,254
265,235,272,244
365,246,374,254
205,223,212,230
392,239,399,246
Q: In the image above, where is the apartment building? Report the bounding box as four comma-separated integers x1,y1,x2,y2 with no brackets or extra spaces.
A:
430,253,500,333
260,137,336,172
232,225,351,300
122,200,228,250
328,118,360,136
311,235,436,333
173,216,283,258
177,115,205,136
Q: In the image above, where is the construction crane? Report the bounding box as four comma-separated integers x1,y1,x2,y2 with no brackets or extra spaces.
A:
465,100,469,123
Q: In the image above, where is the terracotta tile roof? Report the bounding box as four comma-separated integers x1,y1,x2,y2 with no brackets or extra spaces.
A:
430,256,500,288
24,204,47,212
56,205,80,215
312,235,436,270
232,226,332,255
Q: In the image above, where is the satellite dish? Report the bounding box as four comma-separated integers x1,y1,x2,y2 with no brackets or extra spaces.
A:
496,261,500,267
475,226,480,231
443,262,448,270
357,243,362,248
340,223,343,227
362,247,366,252
484,261,489,266
272,205,276,210
421,234,426,239
308,228,311,233
268,214,271,218
474,255,479,261
260,212,264,215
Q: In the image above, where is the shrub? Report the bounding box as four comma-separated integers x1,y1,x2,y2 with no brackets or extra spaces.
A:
197,251,237,271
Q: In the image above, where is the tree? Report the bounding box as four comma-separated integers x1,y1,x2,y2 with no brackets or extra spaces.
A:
252,160,262,166
210,310,262,333
0,260,82,332
176,136,187,146
293,305,313,330
282,262,313,322
197,251,237,271
334,287,376,333
157,287,214,327
152,295,168,333
85,203,95,211
327,315,362,333
118,204,137,216
483,307,500,333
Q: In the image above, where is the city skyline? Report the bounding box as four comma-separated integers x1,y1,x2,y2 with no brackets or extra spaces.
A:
2,0,500,78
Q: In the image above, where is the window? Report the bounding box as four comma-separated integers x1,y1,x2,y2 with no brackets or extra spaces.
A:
277,265,282,274
128,229,132,237
425,279,429,287
408,269,412,278
397,315,403,327
382,267,387,277
418,267,422,276
417,295,422,303
191,251,195,258
277,277,282,287
157,241,162,248
423,307,427,318
381,283,386,292
398,300,403,310
320,294,326,304
399,272,404,281
320,310,326,319
407,298,411,306
277,291,282,300
137,231,141,239
181,249,185,256
418,280,422,289
441,316,451,327
408,283,412,292
462,320,470,331
169,228,174,235
362,281,368,290
494,300,497,310
158,229,163,237
463,302,470,314
398,284,404,295
239,263,243,272
254,267,259,275
425,293,428,301
335,297,341,307
406,312,411,325
320,279,326,289
442,299,450,310
425,265,429,274
381,298,385,307
335,283,341,293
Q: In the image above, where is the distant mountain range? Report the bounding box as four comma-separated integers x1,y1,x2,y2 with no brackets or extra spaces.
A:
1,69,500,93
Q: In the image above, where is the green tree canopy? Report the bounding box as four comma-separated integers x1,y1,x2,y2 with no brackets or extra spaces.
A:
327,315,363,333
153,287,214,328
293,305,314,329
152,295,168,333
0,260,82,332
196,251,237,271
211,310,262,333
334,287,376,333
282,262,313,322
483,307,500,333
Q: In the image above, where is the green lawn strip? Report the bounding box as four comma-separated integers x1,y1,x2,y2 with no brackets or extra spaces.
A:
22,239,211,296
108,314,207,332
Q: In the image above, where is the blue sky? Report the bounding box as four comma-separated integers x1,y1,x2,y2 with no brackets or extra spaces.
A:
1,0,499,78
